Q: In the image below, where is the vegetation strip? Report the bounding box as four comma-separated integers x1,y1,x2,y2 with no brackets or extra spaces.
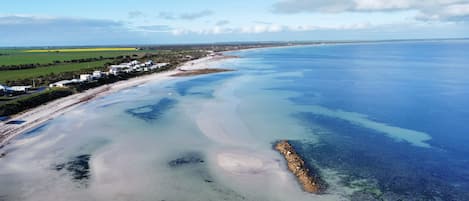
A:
0,88,74,117
24,48,138,53
275,140,327,194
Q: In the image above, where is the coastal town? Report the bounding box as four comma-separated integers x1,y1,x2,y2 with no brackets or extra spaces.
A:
48,60,169,88
0,60,168,95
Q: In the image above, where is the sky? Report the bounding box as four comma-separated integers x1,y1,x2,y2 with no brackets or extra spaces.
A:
1,0,469,46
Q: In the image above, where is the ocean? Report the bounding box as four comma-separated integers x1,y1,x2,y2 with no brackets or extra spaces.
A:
1,40,469,201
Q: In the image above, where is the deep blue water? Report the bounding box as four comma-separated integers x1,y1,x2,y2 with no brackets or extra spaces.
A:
233,41,469,200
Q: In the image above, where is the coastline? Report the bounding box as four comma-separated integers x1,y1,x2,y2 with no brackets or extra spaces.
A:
0,54,235,149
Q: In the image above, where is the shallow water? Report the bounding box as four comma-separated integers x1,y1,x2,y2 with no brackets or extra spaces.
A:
1,41,469,201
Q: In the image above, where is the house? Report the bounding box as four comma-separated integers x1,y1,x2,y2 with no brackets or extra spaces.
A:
108,60,159,74
207,50,216,56
49,80,71,88
149,63,169,70
80,74,93,81
92,71,103,79
130,60,140,66
10,86,32,92
49,79,82,88
109,65,129,75
144,60,153,67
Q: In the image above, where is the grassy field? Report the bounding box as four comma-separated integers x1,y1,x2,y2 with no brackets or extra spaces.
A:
24,47,137,53
0,48,148,66
0,60,110,83
0,47,201,86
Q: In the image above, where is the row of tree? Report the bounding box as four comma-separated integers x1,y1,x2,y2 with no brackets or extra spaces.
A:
0,88,74,116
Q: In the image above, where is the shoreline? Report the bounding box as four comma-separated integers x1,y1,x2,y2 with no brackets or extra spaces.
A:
0,54,235,149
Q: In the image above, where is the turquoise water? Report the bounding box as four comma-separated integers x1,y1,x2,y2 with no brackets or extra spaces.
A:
1,41,469,200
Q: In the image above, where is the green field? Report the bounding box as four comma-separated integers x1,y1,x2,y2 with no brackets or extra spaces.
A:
24,47,137,53
0,48,151,85
0,60,110,83
0,47,197,86
0,49,150,66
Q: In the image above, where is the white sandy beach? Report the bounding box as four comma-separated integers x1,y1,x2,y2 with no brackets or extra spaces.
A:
0,55,232,148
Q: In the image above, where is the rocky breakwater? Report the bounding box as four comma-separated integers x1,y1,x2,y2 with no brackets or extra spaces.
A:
275,140,326,194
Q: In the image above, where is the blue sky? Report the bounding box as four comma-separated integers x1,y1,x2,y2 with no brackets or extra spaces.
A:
1,0,469,46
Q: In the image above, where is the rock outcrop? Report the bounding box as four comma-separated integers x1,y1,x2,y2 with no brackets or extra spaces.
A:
275,140,326,194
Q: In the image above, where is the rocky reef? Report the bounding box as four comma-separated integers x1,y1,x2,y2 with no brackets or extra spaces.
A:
275,140,326,194
168,152,205,168
55,154,91,183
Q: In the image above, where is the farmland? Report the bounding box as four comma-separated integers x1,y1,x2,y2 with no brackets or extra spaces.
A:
24,47,137,53
0,60,110,84
0,46,211,86
0,49,145,66
0,48,148,86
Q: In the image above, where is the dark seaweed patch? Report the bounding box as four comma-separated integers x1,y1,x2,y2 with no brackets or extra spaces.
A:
55,154,91,182
164,151,250,201
5,120,25,125
126,98,177,122
294,112,469,201
20,123,50,138
168,152,205,168
172,73,236,96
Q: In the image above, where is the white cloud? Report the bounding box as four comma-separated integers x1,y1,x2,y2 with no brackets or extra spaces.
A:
215,20,230,26
158,10,213,20
417,3,469,20
272,0,469,21
170,23,371,36
240,24,285,34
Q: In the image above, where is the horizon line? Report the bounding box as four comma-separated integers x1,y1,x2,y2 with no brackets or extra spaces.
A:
2,37,468,49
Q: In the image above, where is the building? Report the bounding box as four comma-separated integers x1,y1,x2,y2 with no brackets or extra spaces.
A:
49,79,82,88
92,71,103,79
144,60,153,66
130,60,140,66
80,74,93,81
109,64,129,75
207,50,216,56
108,60,165,74
10,86,32,92
149,63,169,70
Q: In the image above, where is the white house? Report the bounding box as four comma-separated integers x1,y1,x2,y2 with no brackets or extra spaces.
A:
144,60,153,66
80,74,93,81
109,65,128,75
92,71,103,79
149,63,169,70
109,60,162,74
49,80,72,88
207,50,215,56
49,79,82,88
10,86,32,92
130,60,140,66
